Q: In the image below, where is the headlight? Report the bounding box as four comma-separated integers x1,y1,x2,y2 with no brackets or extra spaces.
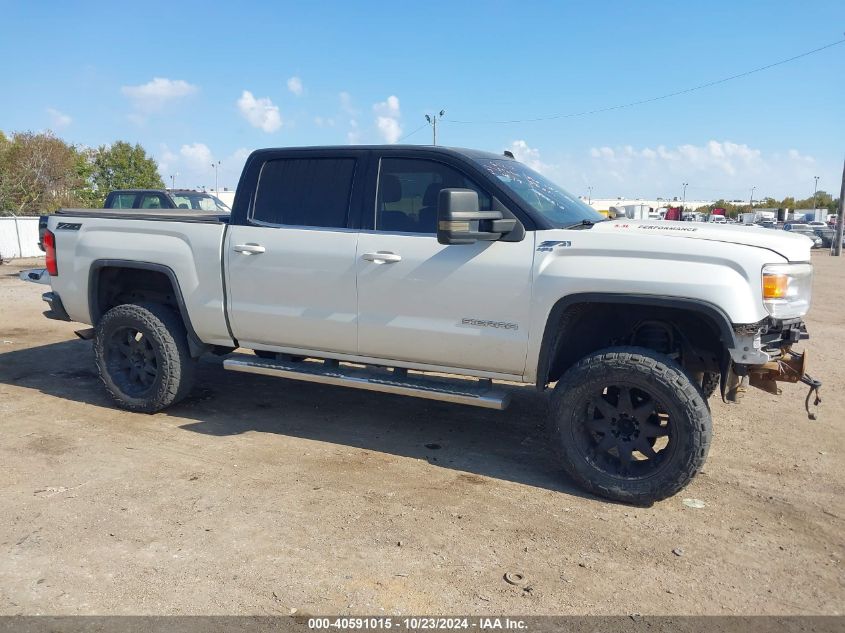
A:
762,263,813,318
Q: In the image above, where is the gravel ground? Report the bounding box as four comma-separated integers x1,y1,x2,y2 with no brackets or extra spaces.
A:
0,253,842,616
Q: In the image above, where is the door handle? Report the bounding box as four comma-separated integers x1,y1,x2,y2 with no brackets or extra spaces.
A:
233,243,266,255
362,251,402,264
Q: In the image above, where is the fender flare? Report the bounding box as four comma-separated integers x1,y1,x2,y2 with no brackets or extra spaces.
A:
535,292,739,389
88,259,208,357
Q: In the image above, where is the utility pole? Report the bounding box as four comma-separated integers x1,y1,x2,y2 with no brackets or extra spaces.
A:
170,173,179,189
682,182,689,209
212,161,221,193
834,157,844,256
425,110,445,146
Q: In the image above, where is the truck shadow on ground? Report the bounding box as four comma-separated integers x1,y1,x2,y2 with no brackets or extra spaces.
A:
0,338,599,500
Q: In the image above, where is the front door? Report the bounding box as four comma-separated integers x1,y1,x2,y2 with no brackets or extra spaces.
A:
355,157,534,376
226,156,360,354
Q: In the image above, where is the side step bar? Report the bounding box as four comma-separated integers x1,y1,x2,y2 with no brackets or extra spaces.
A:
223,355,511,410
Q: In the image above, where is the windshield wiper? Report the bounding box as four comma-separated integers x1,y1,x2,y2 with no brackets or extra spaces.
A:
562,218,608,230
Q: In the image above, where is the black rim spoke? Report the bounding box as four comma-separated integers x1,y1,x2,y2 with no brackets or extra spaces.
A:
592,396,616,420
641,421,669,438
617,387,634,414
635,437,658,459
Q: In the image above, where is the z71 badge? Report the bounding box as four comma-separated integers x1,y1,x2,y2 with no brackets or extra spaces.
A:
55,222,82,231
536,240,572,252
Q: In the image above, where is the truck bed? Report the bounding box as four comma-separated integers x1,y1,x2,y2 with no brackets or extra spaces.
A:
55,208,226,223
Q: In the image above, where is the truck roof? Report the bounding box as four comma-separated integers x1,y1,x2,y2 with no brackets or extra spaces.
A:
248,145,513,161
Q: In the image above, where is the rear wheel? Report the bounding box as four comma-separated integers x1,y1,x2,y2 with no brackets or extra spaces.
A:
550,347,712,505
94,302,197,413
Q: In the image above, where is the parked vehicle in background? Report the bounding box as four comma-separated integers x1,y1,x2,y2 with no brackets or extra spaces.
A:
104,189,232,213
783,223,824,248
26,145,822,505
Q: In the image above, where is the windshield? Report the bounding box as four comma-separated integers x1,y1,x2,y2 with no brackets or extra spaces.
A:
170,193,231,213
474,158,604,227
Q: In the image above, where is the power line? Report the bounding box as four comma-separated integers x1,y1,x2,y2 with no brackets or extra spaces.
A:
449,37,845,125
397,122,428,142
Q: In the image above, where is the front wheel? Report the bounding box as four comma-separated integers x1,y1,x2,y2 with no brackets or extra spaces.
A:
94,302,197,413
550,347,712,505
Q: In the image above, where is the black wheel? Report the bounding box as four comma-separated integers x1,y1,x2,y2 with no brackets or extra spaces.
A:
701,372,720,399
550,347,712,505
94,302,197,413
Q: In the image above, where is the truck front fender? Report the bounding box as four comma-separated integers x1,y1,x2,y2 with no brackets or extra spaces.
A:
533,293,741,389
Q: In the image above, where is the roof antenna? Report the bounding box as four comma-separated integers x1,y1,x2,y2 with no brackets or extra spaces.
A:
503,150,515,159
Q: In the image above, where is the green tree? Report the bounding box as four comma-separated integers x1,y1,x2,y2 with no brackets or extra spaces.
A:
89,141,164,203
0,131,90,215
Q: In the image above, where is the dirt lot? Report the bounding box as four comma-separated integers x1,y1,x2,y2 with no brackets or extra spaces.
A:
0,254,842,616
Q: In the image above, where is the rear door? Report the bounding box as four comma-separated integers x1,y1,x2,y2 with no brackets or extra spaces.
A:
225,153,363,354
355,155,534,376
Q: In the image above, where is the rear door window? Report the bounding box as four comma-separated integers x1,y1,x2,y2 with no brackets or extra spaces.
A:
252,157,356,228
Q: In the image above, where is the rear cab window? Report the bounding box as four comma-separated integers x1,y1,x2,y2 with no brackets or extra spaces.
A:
251,157,356,229
108,193,137,209
138,193,169,209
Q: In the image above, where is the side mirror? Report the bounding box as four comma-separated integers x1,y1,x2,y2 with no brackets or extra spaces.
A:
437,189,517,245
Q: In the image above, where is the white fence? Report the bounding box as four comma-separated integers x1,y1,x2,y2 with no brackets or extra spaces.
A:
0,216,42,260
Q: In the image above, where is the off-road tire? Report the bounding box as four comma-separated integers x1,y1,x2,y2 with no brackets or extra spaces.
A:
550,346,712,505
94,302,197,413
701,372,720,399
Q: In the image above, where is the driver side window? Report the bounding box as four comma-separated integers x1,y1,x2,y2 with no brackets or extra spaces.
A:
376,158,490,233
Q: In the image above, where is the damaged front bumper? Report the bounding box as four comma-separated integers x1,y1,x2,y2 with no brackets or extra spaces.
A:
725,318,822,419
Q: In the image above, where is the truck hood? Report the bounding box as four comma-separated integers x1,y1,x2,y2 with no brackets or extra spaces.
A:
593,219,812,262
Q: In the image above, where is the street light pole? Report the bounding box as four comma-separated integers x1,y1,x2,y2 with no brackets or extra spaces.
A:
212,161,221,193
813,175,819,216
682,182,688,209
587,186,593,205
425,110,445,146
749,186,756,209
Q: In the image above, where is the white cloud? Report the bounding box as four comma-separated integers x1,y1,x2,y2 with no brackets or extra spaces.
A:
339,91,355,114
509,140,551,174
287,76,303,96
237,90,282,133
373,95,402,144
347,119,361,144
157,144,253,191
179,143,213,170
585,139,828,199
46,108,71,129
121,77,198,112
314,116,335,127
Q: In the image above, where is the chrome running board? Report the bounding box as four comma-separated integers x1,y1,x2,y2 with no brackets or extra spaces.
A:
223,355,510,410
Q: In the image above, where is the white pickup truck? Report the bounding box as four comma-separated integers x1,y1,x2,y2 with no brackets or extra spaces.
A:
30,145,822,504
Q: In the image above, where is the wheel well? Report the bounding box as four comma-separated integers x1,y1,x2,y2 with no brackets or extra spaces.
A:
540,302,726,387
89,263,207,358
92,266,179,323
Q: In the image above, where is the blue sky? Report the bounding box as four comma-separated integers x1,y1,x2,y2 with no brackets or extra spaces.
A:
1,0,843,201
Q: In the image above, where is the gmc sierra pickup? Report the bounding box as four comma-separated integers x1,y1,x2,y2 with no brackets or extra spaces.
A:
30,145,822,504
